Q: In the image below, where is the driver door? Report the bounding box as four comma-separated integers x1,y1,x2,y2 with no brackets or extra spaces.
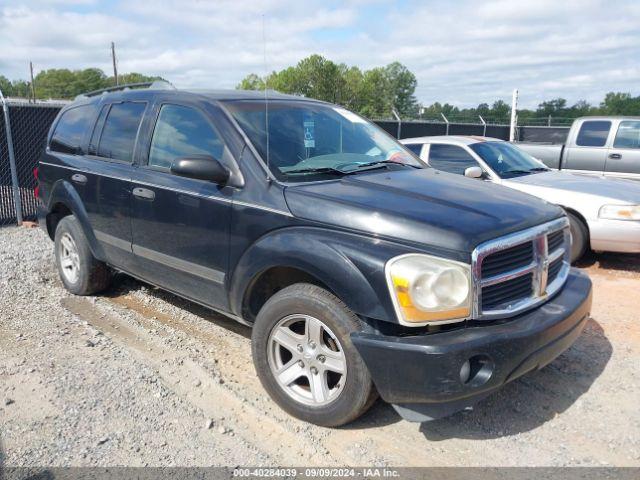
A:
129,101,235,309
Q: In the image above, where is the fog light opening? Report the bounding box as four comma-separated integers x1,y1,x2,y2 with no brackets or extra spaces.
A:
460,355,494,387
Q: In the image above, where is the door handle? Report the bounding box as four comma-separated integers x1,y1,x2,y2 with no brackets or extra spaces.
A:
71,173,87,185
132,187,155,201
609,153,622,160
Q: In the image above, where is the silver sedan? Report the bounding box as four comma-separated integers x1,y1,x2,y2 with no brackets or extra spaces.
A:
401,135,640,262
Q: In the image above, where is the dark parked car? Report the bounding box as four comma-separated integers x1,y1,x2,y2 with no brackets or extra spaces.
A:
36,82,592,426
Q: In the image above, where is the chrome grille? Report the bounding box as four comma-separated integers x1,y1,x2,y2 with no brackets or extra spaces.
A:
472,217,571,320
482,273,533,310
481,241,533,278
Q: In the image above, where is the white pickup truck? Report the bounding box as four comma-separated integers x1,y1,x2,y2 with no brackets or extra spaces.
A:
516,117,640,182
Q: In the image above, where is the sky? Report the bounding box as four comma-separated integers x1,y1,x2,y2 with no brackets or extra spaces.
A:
1,0,639,109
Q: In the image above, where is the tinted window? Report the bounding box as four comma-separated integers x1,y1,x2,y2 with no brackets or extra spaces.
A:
148,104,225,169
576,121,611,147
50,105,95,154
613,121,640,149
428,144,478,175
404,143,423,156
224,101,421,182
470,141,547,178
97,102,146,162
88,105,109,155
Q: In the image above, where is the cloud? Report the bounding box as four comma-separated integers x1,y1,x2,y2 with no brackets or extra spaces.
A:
1,0,639,108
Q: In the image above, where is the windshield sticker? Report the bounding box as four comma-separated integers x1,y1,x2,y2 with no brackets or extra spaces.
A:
334,107,367,124
303,119,315,148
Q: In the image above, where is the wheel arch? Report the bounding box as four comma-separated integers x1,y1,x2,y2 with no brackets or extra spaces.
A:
229,227,398,325
45,180,105,261
560,206,591,244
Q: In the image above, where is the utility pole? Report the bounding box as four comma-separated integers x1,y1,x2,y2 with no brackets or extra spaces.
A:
29,61,36,102
509,89,518,142
111,42,119,86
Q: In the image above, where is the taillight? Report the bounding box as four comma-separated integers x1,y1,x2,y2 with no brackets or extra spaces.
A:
33,167,40,198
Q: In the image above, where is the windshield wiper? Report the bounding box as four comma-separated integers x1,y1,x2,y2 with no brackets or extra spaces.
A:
528,167,550,172
501,169,533,176
349,160,420,171
283,167,347,176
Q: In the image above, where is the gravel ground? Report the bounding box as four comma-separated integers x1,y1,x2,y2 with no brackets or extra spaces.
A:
1,225,639,467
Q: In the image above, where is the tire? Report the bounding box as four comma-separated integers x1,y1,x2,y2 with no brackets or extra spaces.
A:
251,283,377,427
54,215,112,295
567,212,588,263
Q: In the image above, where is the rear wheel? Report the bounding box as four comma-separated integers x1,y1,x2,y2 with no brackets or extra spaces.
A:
251,283,376,427
567,212,588,263
54,216,112,295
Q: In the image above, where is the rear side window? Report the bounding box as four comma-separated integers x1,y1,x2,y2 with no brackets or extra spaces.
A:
50,105,95,154
148,104,225,169
576,121,611,147
404,143,423,156
613,121,640,149
97,102,146,162
428,144,478,175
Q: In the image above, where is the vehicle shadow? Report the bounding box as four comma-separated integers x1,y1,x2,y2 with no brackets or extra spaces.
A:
418,319,611,440
103,275,611,438
104,273,251,339
576,251,640,273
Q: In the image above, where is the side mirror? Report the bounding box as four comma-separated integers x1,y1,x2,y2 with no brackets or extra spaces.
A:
464,166,484,179
170,156,230,184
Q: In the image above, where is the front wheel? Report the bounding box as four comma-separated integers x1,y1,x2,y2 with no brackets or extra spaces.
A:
251,283,377,427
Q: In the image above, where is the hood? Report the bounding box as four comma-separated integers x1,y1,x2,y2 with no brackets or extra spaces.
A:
284,168,563,254
503,171,640,203
504,171,640,204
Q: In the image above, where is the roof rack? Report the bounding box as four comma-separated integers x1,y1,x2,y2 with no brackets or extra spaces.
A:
75,80,175,100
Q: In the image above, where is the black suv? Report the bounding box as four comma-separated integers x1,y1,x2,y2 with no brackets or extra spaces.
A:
37,82,592,426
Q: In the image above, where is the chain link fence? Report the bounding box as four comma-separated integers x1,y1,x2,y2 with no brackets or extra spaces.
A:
0,93,66,227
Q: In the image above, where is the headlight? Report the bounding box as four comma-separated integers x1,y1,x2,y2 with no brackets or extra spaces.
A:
385,253,472,326
599,204,640,221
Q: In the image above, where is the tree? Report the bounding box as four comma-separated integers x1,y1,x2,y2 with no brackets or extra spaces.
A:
599,92,640,115
237,73,264,91
358,67,392,119
490,100,510,119
236,55,418,118
0,76,13,96
110,72,165,86
536,98,568,117
1,68,164,100
384,62,418,117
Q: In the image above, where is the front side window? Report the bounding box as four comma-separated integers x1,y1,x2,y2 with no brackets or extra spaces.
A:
576,121,611,147
97,102,146,162
148,104,225,169
404,143,424,156
613,121,640,149
50,105,96,154
428,144,479,175
470,141,548,178
224,100,422,182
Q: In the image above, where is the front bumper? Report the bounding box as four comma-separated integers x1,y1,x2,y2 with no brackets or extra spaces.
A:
351,269,592,422
590,218,640,253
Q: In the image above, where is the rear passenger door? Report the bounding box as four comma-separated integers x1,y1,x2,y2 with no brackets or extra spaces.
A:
606,120,640,181
129,101,234,309
563,120,611,175
83,101,147,267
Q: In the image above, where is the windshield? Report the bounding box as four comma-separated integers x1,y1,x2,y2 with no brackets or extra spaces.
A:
224,100,423,181
470,141,549,178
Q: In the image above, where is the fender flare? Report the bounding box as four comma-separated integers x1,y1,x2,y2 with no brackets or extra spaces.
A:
46,180,106,261
228,227,404,324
